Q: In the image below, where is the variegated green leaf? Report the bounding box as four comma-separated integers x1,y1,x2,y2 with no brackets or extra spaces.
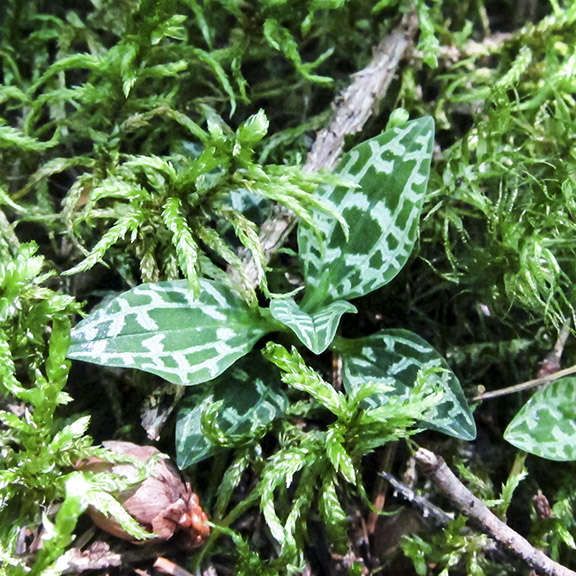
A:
68,280,274,386
175,353,288,468
298,117,434,309
337,329,476,440
504,377,576,461
269,297,356,354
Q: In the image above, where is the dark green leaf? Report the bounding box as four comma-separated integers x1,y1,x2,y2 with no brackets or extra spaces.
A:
504,377,576,461
68,280,274,386
338,329,476,440
176,353,288,468
299,117,434,309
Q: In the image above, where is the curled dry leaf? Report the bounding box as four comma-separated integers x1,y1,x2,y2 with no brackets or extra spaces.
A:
78,441,210,549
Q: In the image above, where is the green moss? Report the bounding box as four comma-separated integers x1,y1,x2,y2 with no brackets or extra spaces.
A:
4,0,576,573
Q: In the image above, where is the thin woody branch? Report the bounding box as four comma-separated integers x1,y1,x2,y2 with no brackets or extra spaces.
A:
242,13,418,285
474,320,573,402
472,363,576,402
378,469,453,527
415,448,576,576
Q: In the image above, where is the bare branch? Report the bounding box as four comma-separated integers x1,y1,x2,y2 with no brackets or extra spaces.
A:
59,542,121,574
537,319,571,378
414,448,576,576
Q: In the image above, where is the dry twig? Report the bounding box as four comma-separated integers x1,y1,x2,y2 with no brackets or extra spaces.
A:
305,12,418,173
59,542,121,573
536,320,571,378
366,442,399,535
472,363,576,402
415,448,576,576
153,556,195,576
474,320,572,401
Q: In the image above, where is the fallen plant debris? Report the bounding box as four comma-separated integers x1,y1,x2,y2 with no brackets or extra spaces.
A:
57,542,122,574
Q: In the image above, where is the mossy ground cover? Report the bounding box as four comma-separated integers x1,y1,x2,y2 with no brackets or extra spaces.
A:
2,1,576,575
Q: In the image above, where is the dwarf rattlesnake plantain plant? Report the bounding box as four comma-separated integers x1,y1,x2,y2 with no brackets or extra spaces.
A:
67,117,477,563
